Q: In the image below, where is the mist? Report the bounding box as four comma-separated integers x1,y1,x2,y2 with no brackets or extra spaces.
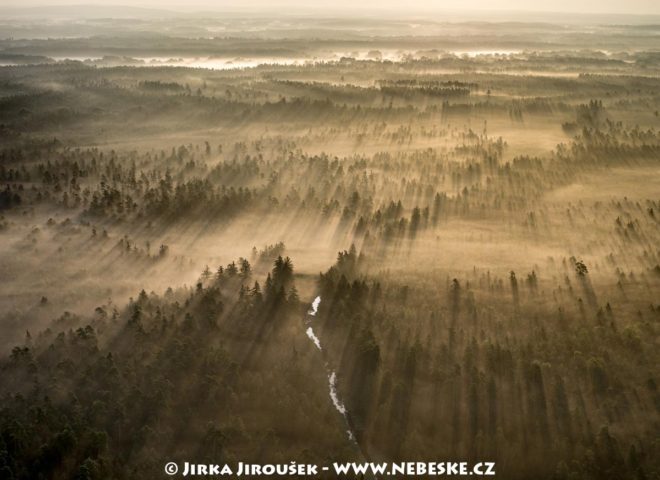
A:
3,0,660,15
0,6,659,480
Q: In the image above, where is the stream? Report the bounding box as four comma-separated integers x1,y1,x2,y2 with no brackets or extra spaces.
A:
305,296,356,442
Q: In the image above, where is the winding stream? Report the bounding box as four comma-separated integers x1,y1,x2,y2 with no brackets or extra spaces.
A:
305,296,356,442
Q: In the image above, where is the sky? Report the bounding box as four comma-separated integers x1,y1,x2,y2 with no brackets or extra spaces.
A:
2,0,659,15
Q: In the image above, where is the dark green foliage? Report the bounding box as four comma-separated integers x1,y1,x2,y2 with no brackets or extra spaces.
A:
0,258,355,479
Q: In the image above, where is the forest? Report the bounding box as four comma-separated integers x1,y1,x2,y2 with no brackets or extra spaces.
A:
0,6,659,480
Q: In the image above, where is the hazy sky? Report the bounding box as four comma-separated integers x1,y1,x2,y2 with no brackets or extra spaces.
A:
3,0,660,15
